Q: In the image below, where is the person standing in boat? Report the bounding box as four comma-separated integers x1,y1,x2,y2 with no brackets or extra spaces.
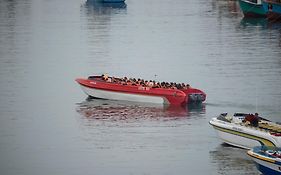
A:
244,113,259,127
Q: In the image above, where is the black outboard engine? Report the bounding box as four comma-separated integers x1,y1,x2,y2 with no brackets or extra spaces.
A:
188,93,205,103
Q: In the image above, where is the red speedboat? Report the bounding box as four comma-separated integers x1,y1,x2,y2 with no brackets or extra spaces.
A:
76,75,206,106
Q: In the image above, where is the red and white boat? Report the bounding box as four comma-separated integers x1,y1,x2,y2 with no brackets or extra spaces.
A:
76,75,206,106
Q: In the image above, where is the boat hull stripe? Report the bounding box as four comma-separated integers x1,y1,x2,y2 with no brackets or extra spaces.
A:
247,151,276,164
210,123,275,147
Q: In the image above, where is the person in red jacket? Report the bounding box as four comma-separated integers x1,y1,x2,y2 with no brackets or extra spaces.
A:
244,113,259,127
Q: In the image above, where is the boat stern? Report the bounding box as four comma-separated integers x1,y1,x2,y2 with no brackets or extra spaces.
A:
182,88,206,104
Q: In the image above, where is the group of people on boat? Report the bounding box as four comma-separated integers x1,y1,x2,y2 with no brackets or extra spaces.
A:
95,74,191,90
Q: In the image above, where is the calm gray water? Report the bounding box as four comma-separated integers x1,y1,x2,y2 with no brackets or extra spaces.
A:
0,0,281,174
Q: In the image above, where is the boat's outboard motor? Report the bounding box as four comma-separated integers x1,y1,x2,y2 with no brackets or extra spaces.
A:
188,93,205,103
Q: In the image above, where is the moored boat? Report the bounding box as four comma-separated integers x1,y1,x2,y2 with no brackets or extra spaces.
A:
76,75,206,106
209,113,281,149
89,0,125,3
263,0,281,20
102,0,125,2
248,146,281,175
238,0,266,17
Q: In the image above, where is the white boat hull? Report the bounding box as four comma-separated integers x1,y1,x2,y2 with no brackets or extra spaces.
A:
79,85,167,104
213,126,264,149
210,117,281,149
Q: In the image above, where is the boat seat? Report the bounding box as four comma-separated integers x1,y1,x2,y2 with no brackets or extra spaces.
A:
259,123,267,127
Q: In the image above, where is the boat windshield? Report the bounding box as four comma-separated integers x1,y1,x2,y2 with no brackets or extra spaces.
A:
217,113,232,122
232,113,247,123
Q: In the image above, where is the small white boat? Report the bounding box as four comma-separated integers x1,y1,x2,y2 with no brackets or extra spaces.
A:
248,146,281,175
209,113,281,149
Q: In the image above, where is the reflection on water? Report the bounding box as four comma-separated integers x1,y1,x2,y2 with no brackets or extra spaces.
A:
212,0,241,19
240,17,268,28
81,0,127,70
266,21,281,31
76,98,206,123
209,144,259,175
240,17,281,30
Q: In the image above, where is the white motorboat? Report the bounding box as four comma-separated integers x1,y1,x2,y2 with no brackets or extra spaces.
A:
209,113,281,149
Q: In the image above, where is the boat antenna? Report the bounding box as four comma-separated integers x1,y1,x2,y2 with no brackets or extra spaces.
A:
154,74,157,81
255,86,258,113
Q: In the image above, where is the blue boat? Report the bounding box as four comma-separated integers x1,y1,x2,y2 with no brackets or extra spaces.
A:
248,146,281,175
238,0,267,17
87,0,125,3
262,0,281,20
101,0,125,2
